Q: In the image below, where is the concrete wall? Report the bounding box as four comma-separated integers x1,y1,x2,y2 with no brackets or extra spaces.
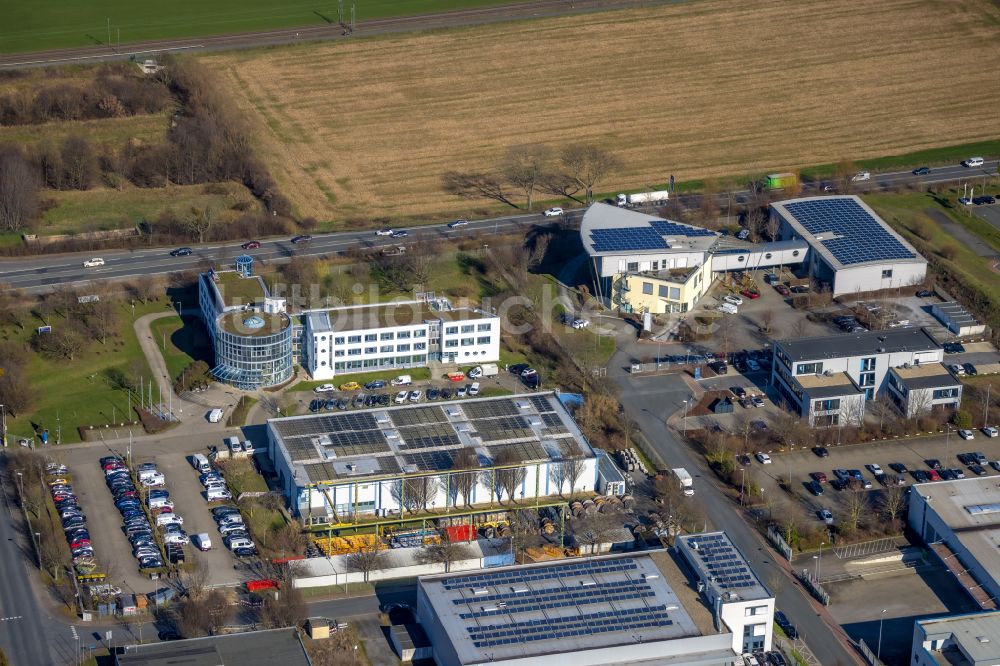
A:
830,261,927,297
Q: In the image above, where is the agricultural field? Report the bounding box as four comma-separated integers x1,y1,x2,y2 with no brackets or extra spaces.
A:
204,0,1000,224
0,0,520,54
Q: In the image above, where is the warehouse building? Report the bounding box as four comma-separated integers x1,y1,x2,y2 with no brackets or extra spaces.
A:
267,392,620,520
771,327,958,426
198,264,293,389
115,627,310,666
580,203,807,315
910,611,1000,666
909,477,1000,612
770,195,927,296
301,299,500,380
931,301,987,338
417,543,772,666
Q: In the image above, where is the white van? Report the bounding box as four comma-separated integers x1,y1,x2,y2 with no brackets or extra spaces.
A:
225,436,241,453
207,409,224,423
469,382,481,396
227,537,254,550
191,454,211,474
391,374,412,386
241,440,254,455
718,302,738,315
964,156,985,167
194,533,212,551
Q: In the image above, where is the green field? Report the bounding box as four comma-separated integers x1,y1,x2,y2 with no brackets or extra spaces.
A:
6,300,163,444
149,313,213,380
1,0,520,54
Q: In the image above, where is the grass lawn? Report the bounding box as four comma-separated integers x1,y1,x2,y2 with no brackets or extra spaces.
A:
0,0,521,53
5,300,164,444
802,139,1000,180
0,113,167,149
205,0,1000,223
34,181,260,237
149,315,202,381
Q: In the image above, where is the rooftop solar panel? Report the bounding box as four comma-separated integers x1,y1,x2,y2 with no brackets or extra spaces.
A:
649,220,716,237
783,199,916,266
389,406,447,427
590,227,670,252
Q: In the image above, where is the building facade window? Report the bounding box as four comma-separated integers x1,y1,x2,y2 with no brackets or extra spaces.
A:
460,337,475,346
861,357,876,371
796,362,823,375
335,336,345,345
347,335,361,344
398,344,411,352
882,269,893,279
445,340,458,348
380,332,394,340
642,282,654,295
397,330,411,339
380,345,393,353
669,287,681,299
461,324,475,333
477,323,492,332
445,326,459,335
658,285,668,298
627,262,639,272
859,372,876,387
477,336,491,344
933,388,959,399
813,398,841,412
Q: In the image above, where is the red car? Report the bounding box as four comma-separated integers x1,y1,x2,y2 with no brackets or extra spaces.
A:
70,538,91,549
242,240,261,250
741,289,761,299
927,469,942,482
811,472,828,484
775,285,791,296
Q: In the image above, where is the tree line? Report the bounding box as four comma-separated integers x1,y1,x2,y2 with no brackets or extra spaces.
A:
0,59,292,240
443,142,621,211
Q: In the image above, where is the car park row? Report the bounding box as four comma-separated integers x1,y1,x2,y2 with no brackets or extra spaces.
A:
49,461,100,576
189,451,257,557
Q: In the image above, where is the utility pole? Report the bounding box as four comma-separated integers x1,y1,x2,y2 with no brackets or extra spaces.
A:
985,383,992,428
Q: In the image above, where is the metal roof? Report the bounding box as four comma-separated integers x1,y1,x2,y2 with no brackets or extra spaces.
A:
675,532,770,601
776,327,941,362
580,203,718,256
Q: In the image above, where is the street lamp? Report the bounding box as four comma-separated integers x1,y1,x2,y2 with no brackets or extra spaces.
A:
739,467,746,506
877,608,888,660
15,470,23,499
33,532,41,567
682,400,690,431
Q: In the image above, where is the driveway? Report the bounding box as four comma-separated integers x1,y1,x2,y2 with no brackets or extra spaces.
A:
610,349,863,665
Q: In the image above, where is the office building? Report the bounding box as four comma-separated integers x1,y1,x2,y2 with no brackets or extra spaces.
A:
771,327,958,426
911,611,1000,666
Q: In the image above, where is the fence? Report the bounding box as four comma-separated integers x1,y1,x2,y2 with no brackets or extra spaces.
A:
767,524,793,561
858,638,886,666
796,569,830,606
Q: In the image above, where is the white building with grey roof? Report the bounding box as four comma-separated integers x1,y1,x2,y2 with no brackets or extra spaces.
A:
771,327,959,426
911,611,1000,666
417,547,772,666
266,392,615,520
770,195,927,296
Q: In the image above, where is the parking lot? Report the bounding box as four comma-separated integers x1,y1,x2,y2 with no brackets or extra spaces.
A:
55,440,255,595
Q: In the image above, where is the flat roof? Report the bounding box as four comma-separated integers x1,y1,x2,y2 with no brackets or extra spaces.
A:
794,371,863,398
302,300,496,333
418,550,720,664
270,392,594,485
914,477,1000,596
916,611,1000,665
891,363,961,390
212,270,268,306
114,628,309,666
771,195,925,269
580,203,718,257
217,310,291,337
777,327,940,362
675,532,771,602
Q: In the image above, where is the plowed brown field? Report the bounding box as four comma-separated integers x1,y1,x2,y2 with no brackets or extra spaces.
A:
203,0,1000,222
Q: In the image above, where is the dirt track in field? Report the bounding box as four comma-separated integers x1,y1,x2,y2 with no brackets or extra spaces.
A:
203,0,1000,222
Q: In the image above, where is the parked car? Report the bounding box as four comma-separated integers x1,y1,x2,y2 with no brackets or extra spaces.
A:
926,459,942,470
866,464,883,476
912,470,930,483
750,395,765,407
365,380,387,390
723,294,744,306
964,363,978,376
949,363,966,376
774,611,798,639
543,207,564,217
970,465,987,476
806,481,824,496
313,384,336,393
394,391,408,404
915,289,934,298
889,462,908,474
984,427,999,438
959,429,975,441
812,447,829,458
755,452,772,464
339,381,362,391
851,171,871,182
775,284,791,296
927,469,942,482
811,472,828,484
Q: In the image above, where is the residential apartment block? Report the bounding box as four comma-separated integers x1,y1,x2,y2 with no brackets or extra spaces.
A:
771,327,960,426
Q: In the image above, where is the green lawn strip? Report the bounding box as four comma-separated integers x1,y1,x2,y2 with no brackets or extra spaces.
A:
800,139,1000,180
226,396,257,427
148,315,189,380
1,0,524,53
289,367,432,392
38,182,258,236
6,300,163,444
218,458,269,494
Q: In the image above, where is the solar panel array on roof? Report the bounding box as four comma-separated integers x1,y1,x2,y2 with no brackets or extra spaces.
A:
687,534,758,590
273,412,379,439
590,227,670,252
475,416,533,442
389,406,447,427
528,395,555,413
320,430,390,457
303,462,336,483
784,199,916,266
403,450,456,472
462,400,521,420
488,441,548,463
284,438,320,462
395,424,460,450
442,557,638,589
649,220,716,237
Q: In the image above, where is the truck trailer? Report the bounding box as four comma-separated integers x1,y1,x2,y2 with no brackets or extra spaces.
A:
616,190,670,207
672,467,694,496
766,173,798,189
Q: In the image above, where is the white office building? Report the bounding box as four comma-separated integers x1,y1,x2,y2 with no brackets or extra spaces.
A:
301,300,500,380
418,546,772,666
771,327,958,426
770,195,927,297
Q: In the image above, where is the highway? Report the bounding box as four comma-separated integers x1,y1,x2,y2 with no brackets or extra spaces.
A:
1,159,995,294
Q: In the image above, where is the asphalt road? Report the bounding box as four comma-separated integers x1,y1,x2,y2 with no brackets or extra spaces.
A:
0,210,570,293
610,360,863,665
2,160,995,294
0,457,58,666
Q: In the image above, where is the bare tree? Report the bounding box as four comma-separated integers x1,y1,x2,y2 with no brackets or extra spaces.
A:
502,144,552,211
182,557,211,599
343,542,387,583
61,136,98,190
441,170,517,207
83,297,120,345
765,211,781,242
493,447,527,504
176,598,212,638
32,321,86,360
185,205,216,244
552,441,586,496
574,513,619,554
203,589,232,635
451,448,479,507
255,568,307,628
416,534,474,573
842,487,868,534
560,143,621,203
881,484,906,531
539,169,583,201
745,207,766,241
0,146,39,232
